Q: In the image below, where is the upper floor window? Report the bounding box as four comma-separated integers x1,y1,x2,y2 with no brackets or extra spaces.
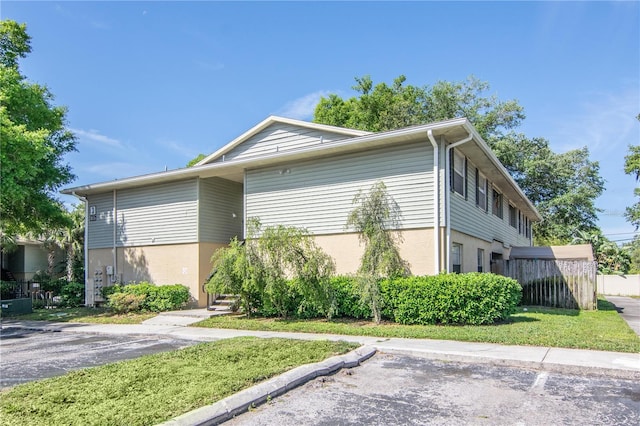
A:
476,170,488,211
509,204,517,228
451,149,466,197
492,189,503,218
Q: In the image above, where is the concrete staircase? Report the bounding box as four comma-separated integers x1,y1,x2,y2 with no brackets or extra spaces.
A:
208,294,238,314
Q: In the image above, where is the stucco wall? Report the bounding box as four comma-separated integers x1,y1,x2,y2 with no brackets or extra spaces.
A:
314,228,436,276
88,243,215,307
449,230,497,273
597,275,640,296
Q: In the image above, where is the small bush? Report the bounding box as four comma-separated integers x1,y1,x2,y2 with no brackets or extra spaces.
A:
108,293,146,313
330,276,371,319
60,282,85,307
106,282,190,312
1,281,20,299
390,273,522,325
101,284,123,299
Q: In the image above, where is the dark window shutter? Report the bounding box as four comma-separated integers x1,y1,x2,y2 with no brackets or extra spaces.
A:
465,158,469,200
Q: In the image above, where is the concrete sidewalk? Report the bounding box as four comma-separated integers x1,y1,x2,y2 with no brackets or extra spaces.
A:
3,318,639,379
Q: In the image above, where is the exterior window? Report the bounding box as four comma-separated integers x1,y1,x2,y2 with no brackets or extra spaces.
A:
452,243,462,273
476,170,488,211
519,212,523,234
509,205,517,228
477,249,485,273
451,150,466,196
492,189,503,218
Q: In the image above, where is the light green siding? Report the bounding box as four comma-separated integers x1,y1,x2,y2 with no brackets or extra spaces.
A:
450,159,532,247
87,192,114,249
199,177,243,243
246,142,434,234
115,179,198,246
213,123,353,163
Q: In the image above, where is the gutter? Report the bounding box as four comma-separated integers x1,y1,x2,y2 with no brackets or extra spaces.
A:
444,133,474,273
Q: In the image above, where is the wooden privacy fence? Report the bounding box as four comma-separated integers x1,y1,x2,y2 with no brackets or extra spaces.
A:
493,259,597,310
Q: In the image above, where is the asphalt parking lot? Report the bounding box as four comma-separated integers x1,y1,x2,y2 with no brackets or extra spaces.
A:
0,326,199,389
228,352,640,426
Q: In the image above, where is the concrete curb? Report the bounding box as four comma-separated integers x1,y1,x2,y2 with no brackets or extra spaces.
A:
377,346,640,380
157,345,376,426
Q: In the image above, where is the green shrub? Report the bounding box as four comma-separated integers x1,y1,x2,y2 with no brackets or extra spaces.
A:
390,273,522,325
101,284,123,299
60,282,85,307
1,281,20,299
108,292,146,313
330,276,372,319
109,282,190,312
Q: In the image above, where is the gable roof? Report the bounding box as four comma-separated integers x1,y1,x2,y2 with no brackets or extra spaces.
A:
61,116,541,220
195,116,371,166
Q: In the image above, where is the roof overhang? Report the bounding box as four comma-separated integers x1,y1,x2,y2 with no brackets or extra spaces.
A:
61,117,541,220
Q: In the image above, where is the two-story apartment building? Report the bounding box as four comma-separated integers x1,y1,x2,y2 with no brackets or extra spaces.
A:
62,116,540,306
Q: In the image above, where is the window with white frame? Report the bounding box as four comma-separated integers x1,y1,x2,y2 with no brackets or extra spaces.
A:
452,243,462,273
477,248,485,272
451,150,466,196
492,189,503,218
476,170,488,211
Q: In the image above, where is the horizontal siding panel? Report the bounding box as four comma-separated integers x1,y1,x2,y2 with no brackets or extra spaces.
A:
214,124,351,163
246,142,434,235
87,192,114,249
116,179,198,246
450,161,533,247
199,177,243,243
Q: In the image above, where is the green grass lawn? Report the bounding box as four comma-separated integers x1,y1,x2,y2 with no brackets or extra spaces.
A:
0,337,357,426
194,299,640,353
1,307,156,324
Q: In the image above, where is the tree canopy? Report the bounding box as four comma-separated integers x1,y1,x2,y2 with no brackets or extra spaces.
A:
186,153,206,167
314,75,604,244
623,115,640,229
0,20,76,238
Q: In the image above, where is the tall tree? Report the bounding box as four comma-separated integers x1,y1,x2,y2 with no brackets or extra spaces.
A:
0,20,76,238
315,75,604,244
624,115,640,229
186,153,206,167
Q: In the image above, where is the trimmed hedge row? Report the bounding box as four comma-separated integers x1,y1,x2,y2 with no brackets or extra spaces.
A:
382,274,522,325
268,273,521,325
104,282,190,313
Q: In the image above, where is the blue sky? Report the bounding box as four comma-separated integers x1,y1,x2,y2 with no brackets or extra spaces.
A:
4,1,639,243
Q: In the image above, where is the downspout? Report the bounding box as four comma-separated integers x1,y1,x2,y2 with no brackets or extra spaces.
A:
113,189,117,282
71,191,89,306
426,130,440,275
444,133,474,272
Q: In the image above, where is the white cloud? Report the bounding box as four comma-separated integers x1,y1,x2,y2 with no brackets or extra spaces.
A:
83,162,156,179
72,128,123,149
550,87,639,154
160,140,198,160
277,90,333,120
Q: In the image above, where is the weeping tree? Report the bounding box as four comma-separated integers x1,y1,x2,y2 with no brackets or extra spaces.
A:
346,181,409,323
206,218,336,318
